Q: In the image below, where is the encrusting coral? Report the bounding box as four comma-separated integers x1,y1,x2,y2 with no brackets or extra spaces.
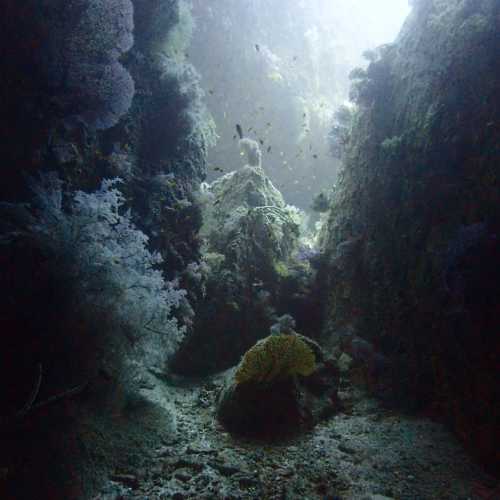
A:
234,334,316,385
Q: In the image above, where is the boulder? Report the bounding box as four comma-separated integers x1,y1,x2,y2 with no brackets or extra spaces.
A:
216,334,339,436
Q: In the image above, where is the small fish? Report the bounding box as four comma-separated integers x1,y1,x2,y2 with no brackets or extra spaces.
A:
236,124,243,139
208,89,215,95
214,199,221,205
293,55,298,61
233,134,237,140
259,139,264,145
255,44,260,52
248,127,253,133
213,166,224,172
267,146,272,153
313,154,318,159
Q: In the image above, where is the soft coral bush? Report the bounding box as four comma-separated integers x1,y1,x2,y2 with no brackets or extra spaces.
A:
0,173,186,402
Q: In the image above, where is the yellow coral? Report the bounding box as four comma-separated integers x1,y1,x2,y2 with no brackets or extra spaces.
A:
234,334,316,385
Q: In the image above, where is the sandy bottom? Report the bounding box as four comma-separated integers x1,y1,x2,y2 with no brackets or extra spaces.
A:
93,373,498,500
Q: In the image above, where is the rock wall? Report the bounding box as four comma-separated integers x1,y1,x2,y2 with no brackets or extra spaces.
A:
0,2,215,495
320,0,499,474
0,1,215,497
1,0,212,274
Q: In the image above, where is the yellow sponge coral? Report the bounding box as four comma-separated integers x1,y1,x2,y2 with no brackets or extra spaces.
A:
234,334,316,385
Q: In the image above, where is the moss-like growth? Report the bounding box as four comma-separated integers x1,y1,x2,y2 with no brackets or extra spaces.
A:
274,261,290,279
234,334,316,385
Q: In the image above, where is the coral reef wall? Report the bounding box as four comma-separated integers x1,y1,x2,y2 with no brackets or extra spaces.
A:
1,0,135,198
116,0,215,279
1,0,211,271
0,1,212,496
320,0,499,474
0,0,212,414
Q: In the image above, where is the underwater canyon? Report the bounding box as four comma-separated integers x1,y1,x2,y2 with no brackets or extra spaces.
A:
0,0,498,498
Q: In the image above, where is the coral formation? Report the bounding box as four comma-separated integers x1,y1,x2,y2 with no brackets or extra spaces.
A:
217,333,337,437
234,334,316,385
172,156,305,376
46,0,136,129
239,138,262,168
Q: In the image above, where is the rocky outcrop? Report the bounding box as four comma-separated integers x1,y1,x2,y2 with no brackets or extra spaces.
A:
320,0,499,474
200,159,299,265
171,146,304,376
99,0,215,281
0,0,212,393
217,334,339,436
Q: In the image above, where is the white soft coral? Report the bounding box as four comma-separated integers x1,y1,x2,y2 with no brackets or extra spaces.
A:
239,138,262,167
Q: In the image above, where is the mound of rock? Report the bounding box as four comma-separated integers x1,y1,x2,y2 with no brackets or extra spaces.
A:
172,143,304,376
217,333,339,436
201,162,300,265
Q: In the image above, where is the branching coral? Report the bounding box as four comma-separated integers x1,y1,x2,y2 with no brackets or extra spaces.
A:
1,172,187,369
234,334,316,385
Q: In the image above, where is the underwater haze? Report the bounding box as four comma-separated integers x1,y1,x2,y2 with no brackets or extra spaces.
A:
0,0,499,499
192,0,411,209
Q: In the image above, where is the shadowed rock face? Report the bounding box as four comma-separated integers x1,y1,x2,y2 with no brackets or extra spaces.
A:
320,0,499,475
